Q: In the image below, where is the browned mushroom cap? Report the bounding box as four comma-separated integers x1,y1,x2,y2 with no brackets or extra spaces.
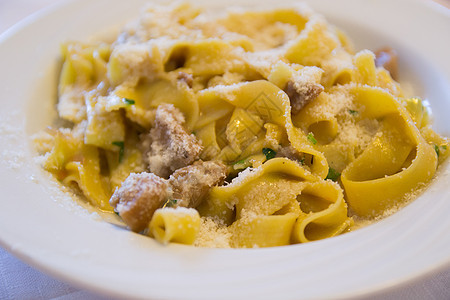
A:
143,104,203,178
168,160,227,208
284,81,323,115
375,47,398,80
110,172,170,232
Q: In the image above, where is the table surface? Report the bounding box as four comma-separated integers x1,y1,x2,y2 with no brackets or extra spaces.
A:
1,0,449,299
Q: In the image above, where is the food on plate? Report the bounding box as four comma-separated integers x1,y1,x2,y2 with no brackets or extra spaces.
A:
34,3,449,248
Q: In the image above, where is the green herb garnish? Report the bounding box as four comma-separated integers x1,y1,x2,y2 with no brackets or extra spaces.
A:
233,158,246,165
112,141,125,163
307,133,317,145
262,148,277,160
233,158,251,170
122,98,135,105
434,144,440,157
325,168,341,181
348,109,358,116
299,157,305,165
167,199,178,207
162,199,179,208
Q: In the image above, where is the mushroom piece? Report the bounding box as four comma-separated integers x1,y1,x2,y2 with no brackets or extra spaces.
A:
169,160,227,208
284,81,323,115
375,47,398,80
110,172,170,232
143,103,203,178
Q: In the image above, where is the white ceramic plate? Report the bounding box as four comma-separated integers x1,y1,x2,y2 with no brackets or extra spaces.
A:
0,0,449,299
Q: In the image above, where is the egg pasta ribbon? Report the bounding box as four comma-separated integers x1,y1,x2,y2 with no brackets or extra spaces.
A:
341,86,438,217
292,180,352,243
195,80,330,177
198,158,352,247
149,208,201,245
43,130,113,211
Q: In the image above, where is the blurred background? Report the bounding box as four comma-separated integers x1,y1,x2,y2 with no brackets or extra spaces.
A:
1,0,449,33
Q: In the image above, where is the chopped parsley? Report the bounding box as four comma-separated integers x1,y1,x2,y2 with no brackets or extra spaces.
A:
162,198,179,208
434,144,447,157
233,158,246,165
433,144,448,158
348,109,358,116
325,168,341,181
262,148,277,160
122,98,135,105
112,141,125,163
307,132,317,145
434,144,440,157
233,158,250,170
299,157,305,165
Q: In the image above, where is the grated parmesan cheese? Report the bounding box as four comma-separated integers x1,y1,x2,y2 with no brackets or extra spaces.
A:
194,217,231,248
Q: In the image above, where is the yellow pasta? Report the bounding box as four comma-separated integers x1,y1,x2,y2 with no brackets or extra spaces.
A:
285,16,339,66
230,213,298,248
85,93,126,151
341,87,438,217
292,181,352,243
34,3,448,248
149,208,201,245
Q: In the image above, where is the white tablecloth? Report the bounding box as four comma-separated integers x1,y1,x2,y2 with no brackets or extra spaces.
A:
0,248,108,300
1,1,449,299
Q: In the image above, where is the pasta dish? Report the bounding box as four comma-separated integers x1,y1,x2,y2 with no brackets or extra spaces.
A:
34,3,449,248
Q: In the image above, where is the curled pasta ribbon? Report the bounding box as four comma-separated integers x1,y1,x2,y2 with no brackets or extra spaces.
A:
148,208,201,245
197,157,316,225
163,40,250,76
112,79,199,130
219,8,308,49
341,86,438,217
58,42,111,123
319,49,402,95
43,132,113,211
285,15,339,67
292,180,352,243
230,213,298,248
59,42,110,91
85,93,125,151
229,179,351,247
352,50,403,96
198,157,352,247
229,181,352,247
291,91,340,142
196,80,330,178
63,146,113,211
320,48,354,88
